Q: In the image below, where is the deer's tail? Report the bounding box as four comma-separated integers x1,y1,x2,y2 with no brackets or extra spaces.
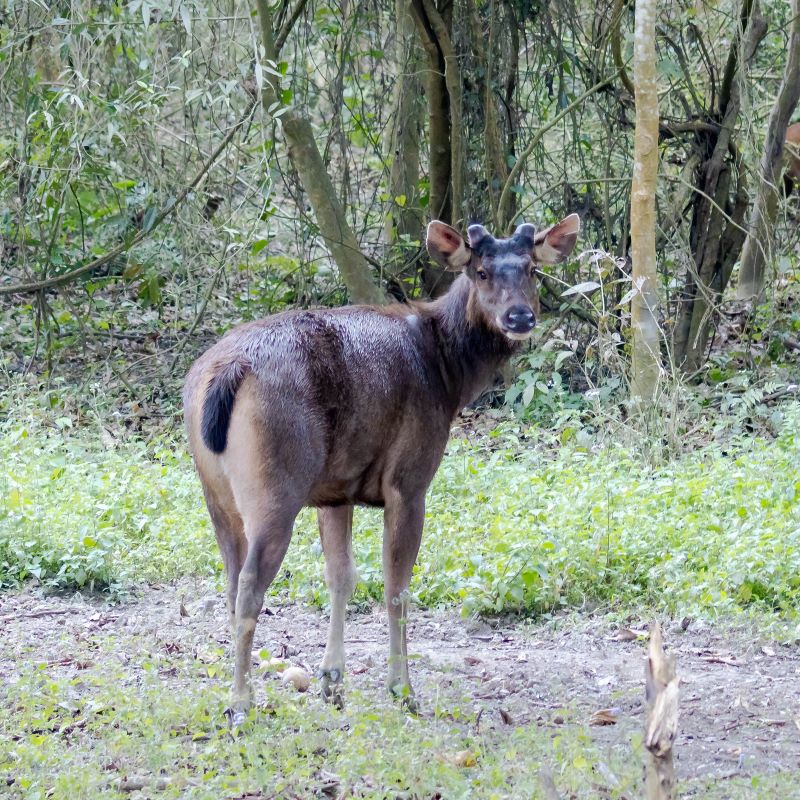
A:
201,360,250,454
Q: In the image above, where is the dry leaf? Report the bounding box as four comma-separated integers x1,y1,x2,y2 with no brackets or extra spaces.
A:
761,645,775,657
589,708,618,726
733,695,753,713
442,750,477,768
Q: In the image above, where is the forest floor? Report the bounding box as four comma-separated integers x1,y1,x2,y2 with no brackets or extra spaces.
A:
2,577,799,799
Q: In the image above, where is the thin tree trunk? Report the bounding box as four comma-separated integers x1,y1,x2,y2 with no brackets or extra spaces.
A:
630,0,661,405
384,0,424,296
252,0,385,305
673,0,766,371
410,0,457,296
419,0,463,226
411,0,452,225
467,0,509,230
737,0,800,299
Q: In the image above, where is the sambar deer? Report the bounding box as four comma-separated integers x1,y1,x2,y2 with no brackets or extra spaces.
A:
184,214,580,723
784,122,800,195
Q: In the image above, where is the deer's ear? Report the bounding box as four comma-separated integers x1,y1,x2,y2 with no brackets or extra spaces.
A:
426,221,472,272
533,213,580,264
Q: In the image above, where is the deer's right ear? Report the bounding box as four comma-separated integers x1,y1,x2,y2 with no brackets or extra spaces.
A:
426,221,472,272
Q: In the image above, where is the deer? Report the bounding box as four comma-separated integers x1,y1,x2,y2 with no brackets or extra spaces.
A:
785,122,800,196
183,213,580,724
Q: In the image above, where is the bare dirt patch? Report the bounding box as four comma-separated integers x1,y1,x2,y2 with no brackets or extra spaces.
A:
2,578,799,792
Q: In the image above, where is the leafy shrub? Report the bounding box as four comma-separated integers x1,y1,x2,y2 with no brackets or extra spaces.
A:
2,396,800,628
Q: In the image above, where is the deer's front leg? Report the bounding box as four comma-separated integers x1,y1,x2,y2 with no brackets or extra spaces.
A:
382,491,424,711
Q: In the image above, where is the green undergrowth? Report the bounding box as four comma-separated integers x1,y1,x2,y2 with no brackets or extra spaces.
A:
0,656,626,800
1,646,795,800
2,396,800,630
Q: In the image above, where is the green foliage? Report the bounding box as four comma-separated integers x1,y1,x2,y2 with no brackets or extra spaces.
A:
505,347,587,425
3,394,800,631
0,656,638,799
1,628,797,798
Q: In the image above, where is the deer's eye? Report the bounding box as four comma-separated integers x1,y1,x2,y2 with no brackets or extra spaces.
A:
477,269,488,281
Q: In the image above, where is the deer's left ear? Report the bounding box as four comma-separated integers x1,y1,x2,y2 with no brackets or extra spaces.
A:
426,221,472,272
533,213,580,264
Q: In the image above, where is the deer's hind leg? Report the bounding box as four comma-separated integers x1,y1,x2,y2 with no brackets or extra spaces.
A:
204,487,247,640
318,505,357,708
230,496,299,725
223,388,319,725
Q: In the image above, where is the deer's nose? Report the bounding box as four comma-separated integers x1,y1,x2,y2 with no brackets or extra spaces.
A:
503,305,536,332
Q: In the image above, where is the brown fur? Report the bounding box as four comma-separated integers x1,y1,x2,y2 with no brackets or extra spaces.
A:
785,122,800,195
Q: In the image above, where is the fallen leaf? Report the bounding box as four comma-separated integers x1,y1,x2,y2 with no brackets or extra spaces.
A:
589,708,618,726
761,646,775,657
733,695,753,713
442,750,477,768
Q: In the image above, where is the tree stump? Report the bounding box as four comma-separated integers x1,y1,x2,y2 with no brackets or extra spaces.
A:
644,622,679,800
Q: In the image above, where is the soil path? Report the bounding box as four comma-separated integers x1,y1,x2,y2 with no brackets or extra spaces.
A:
2,578,799,788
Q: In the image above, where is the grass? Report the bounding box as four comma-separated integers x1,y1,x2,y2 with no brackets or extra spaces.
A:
2,610,798,800
0,654,636,800
3,630,798,800
3,392,800,797
2,396,800,631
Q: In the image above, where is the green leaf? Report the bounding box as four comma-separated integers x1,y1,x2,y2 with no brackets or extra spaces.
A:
142,206,157,233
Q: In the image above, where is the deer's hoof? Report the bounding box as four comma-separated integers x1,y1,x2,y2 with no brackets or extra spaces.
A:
389,683,419,714
318,668,345,709
224,706,249,731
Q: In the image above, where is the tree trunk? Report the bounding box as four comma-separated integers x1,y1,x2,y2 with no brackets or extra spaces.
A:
737,0,800,299
411,0,452,226
467,0,510,230
252,0,385,306
630,0,661,406
673,0,766,371
384,0,425,298
410,0,458,296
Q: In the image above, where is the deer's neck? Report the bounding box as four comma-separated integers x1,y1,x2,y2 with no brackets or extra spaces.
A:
428,275,518,412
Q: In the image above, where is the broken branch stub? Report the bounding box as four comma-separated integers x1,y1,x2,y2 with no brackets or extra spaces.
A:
644,622,679,800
